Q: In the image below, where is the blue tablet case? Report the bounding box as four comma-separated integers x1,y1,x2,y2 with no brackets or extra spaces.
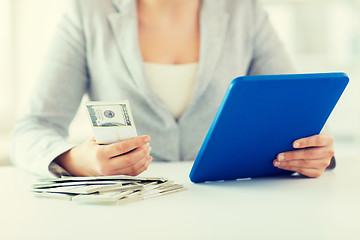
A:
189,73,349,183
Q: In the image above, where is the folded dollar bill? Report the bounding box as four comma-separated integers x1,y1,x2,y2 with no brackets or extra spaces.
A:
86,101,138,144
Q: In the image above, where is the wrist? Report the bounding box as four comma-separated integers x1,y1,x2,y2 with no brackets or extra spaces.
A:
55,147,84,176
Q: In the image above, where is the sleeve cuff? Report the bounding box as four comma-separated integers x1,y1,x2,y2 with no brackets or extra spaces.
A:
327,156,336,170
48,161,73,177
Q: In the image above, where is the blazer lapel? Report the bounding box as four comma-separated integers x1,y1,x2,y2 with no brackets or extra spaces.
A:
108,0,173,120
108,0,143,88
190,1,230,105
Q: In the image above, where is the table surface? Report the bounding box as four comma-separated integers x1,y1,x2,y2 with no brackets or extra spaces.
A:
1,158,359,240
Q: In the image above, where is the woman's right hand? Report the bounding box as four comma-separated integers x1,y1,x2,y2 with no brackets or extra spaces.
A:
55,135,153,177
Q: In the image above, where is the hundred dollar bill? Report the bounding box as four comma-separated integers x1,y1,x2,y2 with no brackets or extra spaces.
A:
71,190,133,203
38,175,167,183
32,180,127,189
86,101,138,144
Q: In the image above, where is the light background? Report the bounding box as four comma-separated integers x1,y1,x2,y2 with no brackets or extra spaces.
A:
0,0,359,165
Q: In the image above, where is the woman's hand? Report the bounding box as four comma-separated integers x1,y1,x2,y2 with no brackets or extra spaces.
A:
273,133,335,178
55,135,153,177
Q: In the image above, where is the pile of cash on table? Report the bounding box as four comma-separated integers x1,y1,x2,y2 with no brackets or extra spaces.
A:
32,175,185,204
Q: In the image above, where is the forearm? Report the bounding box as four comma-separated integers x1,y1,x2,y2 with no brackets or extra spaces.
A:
10,117,76,177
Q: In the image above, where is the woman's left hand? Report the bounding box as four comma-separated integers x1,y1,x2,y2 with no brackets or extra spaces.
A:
273,133,335,178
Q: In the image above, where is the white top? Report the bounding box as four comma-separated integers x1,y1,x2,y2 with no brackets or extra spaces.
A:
144,62,199,119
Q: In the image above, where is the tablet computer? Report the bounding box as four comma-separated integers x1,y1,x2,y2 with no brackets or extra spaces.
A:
189,72,349,183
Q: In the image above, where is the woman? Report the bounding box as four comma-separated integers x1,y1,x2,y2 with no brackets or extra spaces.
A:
11,0,335,178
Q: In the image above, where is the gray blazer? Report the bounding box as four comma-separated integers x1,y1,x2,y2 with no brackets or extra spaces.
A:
11,0,294,176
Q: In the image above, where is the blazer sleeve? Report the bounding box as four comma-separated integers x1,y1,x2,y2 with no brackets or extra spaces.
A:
247,0,295,75
10,0,88,177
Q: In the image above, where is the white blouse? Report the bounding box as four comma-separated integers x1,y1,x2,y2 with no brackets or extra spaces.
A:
144,62,199,119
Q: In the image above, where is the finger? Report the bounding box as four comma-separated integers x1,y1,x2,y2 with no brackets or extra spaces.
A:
274,158,330,170
127,156,153,176
274,164,324,178
109,145,151,171
101,135,151,158
115,155,153,176
277,147,333,162
293,133,333,148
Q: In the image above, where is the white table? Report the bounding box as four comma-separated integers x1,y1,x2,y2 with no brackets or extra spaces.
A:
1,159,359,240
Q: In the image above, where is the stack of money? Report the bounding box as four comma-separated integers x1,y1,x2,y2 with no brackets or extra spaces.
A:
33,175,185,204
86,101,138,144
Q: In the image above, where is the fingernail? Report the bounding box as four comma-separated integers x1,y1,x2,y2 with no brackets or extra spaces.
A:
278,154,285,161
144,136,151,143
293,142,300,148
149,147,152,152
274,160,280,167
